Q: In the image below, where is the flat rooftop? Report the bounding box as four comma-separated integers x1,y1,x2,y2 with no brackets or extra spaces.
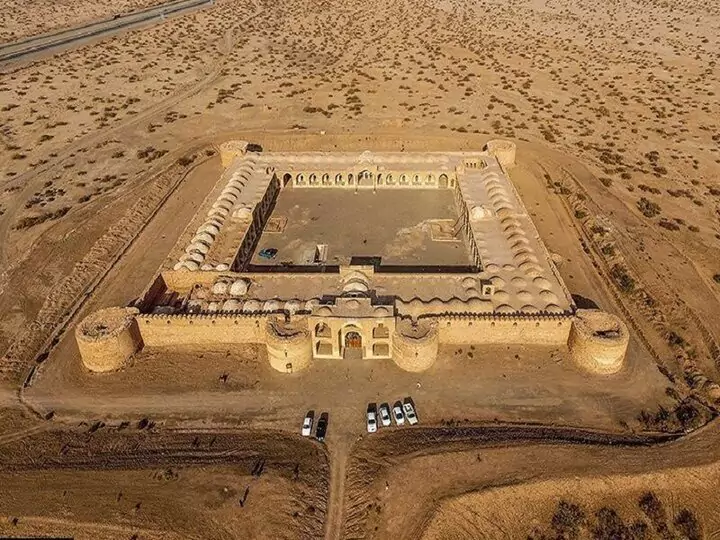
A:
250,187,473,267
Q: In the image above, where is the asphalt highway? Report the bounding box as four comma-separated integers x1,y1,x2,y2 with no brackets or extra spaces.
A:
0,0,213,65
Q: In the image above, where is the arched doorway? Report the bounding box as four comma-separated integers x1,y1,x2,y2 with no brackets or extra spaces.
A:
342,327,363,359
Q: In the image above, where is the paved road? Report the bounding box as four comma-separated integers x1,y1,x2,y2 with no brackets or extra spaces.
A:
0,0,213,65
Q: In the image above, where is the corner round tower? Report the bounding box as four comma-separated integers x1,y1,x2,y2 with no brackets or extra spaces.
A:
485,139,516,169
219,140,249,168
264,316,312,373
76,307,142,373
569,309,629,375
392,318,438,372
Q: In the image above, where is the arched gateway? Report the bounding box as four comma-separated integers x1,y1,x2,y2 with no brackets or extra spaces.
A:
343,328,363,359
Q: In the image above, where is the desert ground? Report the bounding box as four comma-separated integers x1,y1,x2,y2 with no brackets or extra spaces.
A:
0,0,719,537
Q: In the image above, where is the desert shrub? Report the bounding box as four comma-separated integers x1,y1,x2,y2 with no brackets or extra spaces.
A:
674,509,701,540
658,218,679,231
593,507,648,540
637,197,660,218
611,264,635,293
574,209,587,219
14,207,70,230
552,501,585,538
713,274,720,284
599,176,613,187
674,399,703,431
639,492,671,535
638,184,661,194
177,154,196,167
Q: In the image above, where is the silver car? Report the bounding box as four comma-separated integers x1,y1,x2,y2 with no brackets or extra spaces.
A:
301,413,313,436
367,410,378,433
392,404,405,426
403,402,418,425
379,404,392,427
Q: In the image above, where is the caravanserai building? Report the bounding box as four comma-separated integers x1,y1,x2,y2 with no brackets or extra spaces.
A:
76,140,629,376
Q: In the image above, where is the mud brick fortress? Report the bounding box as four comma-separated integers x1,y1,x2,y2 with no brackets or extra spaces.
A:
76,140,629,376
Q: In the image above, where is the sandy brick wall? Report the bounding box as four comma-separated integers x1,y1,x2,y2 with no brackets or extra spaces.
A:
437,315,572,346
137,313,265,347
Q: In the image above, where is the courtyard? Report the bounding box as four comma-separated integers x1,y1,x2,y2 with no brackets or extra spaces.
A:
249,187,473,267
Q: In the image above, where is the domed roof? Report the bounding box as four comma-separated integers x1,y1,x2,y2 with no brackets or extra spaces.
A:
243,300,261,312
215,263,230,271
495,304,515,313
520,304,540,313
192,232,214,246
343,279,369,294
493,289,510,302
234,206,253,220
229,279,249,296
212,281,229,295
199,224,220,237
517,290,534,303
222,299,241,311
470,205,493,221
186,242,209,255
465,288,481,298
316,306,333,316
263,300,282,312
374,306,391,316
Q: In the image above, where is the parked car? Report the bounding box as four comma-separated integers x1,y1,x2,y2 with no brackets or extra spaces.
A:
366,410,377,433
316,413,328,442
301,411,314,436
403,401,418,425
392,403,405,426
259,247,278,259
378,404,391,427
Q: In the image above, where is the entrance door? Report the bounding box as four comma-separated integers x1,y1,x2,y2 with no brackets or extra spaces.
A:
343,331,363,359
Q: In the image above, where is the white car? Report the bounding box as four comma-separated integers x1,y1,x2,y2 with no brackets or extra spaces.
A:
379,404,391,427
367,410,378,433
392,404,405,426
403,402,418,425
301,414,313,437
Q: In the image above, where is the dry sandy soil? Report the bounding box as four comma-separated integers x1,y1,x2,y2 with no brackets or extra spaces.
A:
0,0,171,44
0,0,719,537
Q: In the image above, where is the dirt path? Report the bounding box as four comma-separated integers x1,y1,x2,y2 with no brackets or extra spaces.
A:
324,437,351,540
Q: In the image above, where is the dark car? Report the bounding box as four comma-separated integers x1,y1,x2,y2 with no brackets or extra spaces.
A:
259,247,278,260
315,413,329,442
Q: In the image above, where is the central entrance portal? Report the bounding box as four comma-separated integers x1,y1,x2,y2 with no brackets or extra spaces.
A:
343,330,363,360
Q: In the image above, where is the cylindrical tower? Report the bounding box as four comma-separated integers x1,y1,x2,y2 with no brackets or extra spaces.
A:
264,316,312,373
392,318,438,372
569,309,629,375
219,140,249,168
76,307,142,373
485,139,517,169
